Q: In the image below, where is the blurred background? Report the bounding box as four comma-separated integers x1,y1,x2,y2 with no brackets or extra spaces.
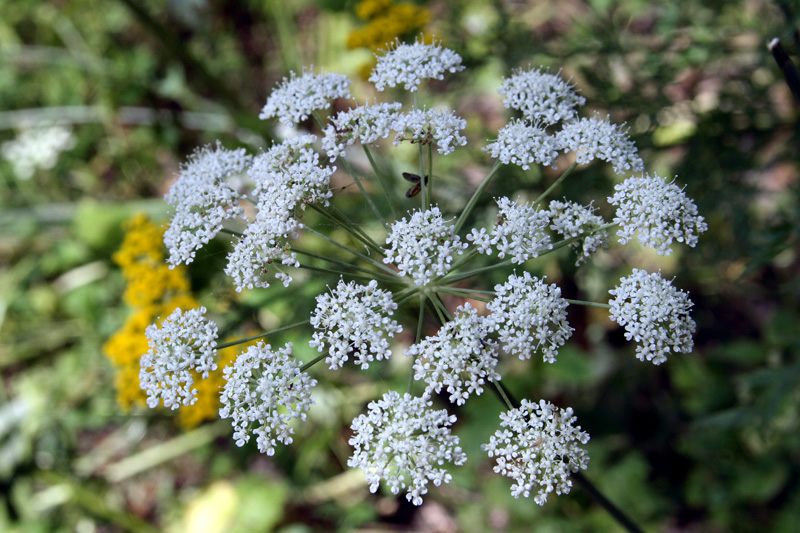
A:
1,0,798,531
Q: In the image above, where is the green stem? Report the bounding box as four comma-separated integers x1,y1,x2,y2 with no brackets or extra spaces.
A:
299,352,328,373
363,145,398,218
292,248,395,281
303,226,397,277
533,161,578,205
408,295,426,394
215,321,310,350
434,287,493,302
220,227,244,238
564,299,611,309
454,160,503,235
427,143,433,204
440,258,513,285
307,203,383,255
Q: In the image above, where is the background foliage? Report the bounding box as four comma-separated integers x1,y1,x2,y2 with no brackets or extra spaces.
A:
1,0,798,531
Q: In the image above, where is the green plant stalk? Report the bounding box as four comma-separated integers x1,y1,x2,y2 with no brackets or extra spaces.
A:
565,299,611,309
363,145,398,218
533,161,578,205
303,226,397,277
292,247,396,282
454,160,503,234
215,320,310,350
408,295,426,394
308,203,383,255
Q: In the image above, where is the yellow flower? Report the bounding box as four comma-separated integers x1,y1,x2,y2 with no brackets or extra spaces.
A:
356,0,393,20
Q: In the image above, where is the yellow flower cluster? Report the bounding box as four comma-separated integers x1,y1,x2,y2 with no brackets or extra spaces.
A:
103,214,230,428
347,0,431,78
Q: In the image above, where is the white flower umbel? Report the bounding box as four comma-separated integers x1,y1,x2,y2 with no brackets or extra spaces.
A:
322,102,403,159
310,279,403,370
140,307,218,409
1,125,76,179
487,272,573,363
225,135,335,292
219,342,316,456
406,303,499,405
370,38,464,92
260,67,352,126
483,119,560,169
383,206,468,286
392,108,468,155
164,143,253,266
498,67,586,125
482,399,590,504
608,269,696,365
608,173,708,256
547,200,608,265
347,391,467,505
482,196,553,264
556,114,644,175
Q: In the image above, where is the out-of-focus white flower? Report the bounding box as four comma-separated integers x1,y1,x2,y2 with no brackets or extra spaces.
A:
608,173,707,256
482,399,590,504
487,272,573,363
1,125,76,180
483,119,560,169
383,206,468,286
163,142,253,266
406,303,499,405
498,67,585,125
348,391,467,505
219,342,316,456
392,108,467,155
608,269,696,365
547,200,608,265
310,279,403,370
260,68,351,126
140,307,218,409
370,38,464,92
556,114,643,175
321,101,403,159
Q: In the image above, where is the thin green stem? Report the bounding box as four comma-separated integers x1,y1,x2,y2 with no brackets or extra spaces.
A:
565,299,611,309
427,143,433,204
303,226,397,276
307,203,383,255
292,248,395,282
454,160,503,235
408,295,426,394
434,287,493,302
533,161,578,205
219,227,244,238
339,156,389,230
363,145,398,218
491,381,515,411
299,352,328,373
215,320,309,350
295,263,385,282
440,258,513,284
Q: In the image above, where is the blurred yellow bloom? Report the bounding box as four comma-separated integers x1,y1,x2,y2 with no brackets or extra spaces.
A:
348,0,430,76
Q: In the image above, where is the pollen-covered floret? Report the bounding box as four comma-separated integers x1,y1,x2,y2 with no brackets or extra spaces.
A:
348,391,467,506
260,68,352,126
608,173,707,256
370,37,464,92
477,196,553,264
482,399,590,504
498,67,586,125
383,206,468,286
219,342,316,456
164,142,253,266
140,307,218,409
547,200,608,265
406,303,499,405
487,272,573,363
608,269,696,365
392,107,467,155
322,101,403,159
483,119,560,169
310,279,403,370
556,114,644,175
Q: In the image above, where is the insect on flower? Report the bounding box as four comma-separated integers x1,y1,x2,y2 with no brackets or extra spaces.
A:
402,172,429,198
